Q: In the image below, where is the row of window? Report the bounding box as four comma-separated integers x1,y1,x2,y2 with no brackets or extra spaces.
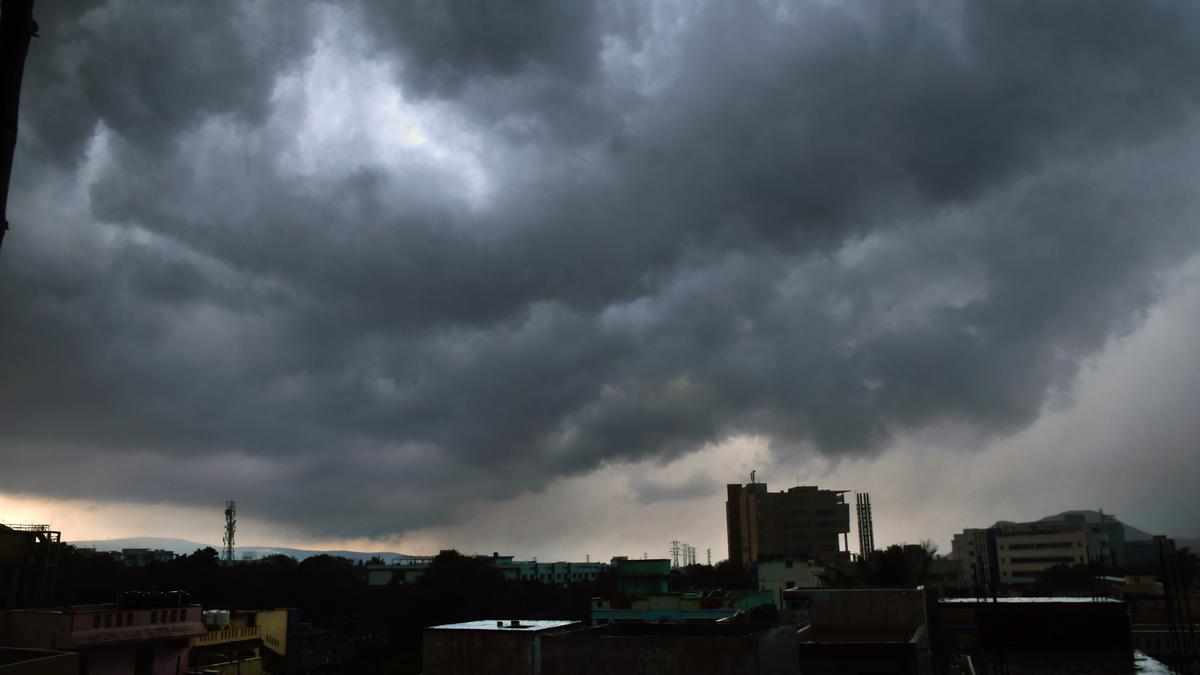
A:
1004,556,1081,564
1003,542,1082,551
90,608,188,629
520,571,599,582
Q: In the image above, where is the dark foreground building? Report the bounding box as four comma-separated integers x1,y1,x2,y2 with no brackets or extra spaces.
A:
0,647,77,674
423,620,797,675
785,586,933,675
936,597,1173,674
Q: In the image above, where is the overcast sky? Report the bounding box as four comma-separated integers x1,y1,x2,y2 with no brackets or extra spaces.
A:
2,0,1199,561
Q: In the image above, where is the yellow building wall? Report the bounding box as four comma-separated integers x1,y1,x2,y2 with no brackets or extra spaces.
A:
255,609,289,656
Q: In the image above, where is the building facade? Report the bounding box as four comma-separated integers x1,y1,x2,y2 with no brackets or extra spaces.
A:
0,599,205,674
757,559,822,608
726,482,850,567
118,549,176,568
611,557,670,596
952,519,1105,587
188,608,297,675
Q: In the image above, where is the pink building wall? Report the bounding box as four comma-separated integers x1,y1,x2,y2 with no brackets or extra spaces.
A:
1,604,200,674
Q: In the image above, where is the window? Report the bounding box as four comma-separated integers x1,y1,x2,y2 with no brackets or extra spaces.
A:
126,613,133,626
104,614,112,628
115,613,123,627
178,609,186,621
150,611,157,624
169,610,177,622
93,614,101,629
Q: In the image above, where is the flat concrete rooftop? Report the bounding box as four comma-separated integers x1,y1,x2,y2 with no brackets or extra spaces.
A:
428,619,581,632
942,596,1122,604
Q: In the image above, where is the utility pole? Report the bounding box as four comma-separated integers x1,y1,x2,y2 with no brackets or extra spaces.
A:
0,0,37,255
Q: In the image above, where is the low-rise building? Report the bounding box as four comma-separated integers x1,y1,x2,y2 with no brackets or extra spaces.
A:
756,558,821,607
611,557,670,595
925,557,967,595
364,558,434,587
512,560,607,585
423,620,583,675
365,552,609,588
119,549,177,568
189,608,298,675
591,590,775,625
0,596,204,674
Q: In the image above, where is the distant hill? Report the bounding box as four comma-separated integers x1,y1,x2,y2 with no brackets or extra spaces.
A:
1036,509,1185,540
67,536,412,562
1175,537,1200,553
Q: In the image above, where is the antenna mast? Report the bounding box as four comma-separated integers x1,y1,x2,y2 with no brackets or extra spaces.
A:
222,500,237,563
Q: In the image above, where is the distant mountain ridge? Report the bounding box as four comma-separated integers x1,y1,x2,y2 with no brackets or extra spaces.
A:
979,510,1197,552
1037,510,1155,541
68,536,412,562
1035,510,1197,550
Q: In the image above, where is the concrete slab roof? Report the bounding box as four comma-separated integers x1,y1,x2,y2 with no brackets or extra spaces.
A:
428,619,581,632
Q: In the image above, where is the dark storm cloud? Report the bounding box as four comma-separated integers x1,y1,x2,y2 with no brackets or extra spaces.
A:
3,0,1200,537
629,471,719,505
20,0,317,164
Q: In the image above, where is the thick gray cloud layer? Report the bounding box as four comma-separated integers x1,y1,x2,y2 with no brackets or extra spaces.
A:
3,0,1200,537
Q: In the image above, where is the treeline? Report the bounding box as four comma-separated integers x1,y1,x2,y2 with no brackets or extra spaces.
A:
52,547,753,644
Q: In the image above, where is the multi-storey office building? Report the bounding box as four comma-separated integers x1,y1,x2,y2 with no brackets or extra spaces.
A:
726,482,851,567
952,519,1105,587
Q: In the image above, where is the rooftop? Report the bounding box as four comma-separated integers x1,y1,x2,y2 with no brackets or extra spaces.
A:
942,596,1122,604
428,619,581,632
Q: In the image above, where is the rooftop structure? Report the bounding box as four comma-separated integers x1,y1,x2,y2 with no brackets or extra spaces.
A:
856,492,875,558
0,525,61,609
432,619,580,632
423,619,584,675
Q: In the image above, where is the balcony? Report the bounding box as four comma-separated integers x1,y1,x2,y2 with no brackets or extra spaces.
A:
191,625,262,647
